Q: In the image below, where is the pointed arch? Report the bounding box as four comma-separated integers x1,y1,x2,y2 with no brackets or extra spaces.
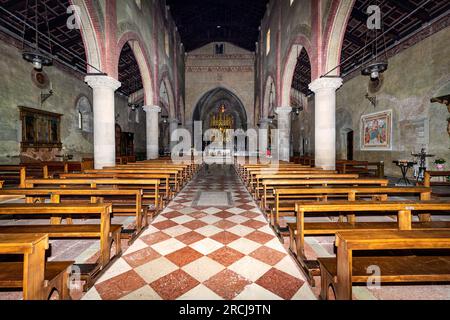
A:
322,0,356,76
281,36,313,107
263,75,276,118
69,0,104,72
116,32,155,105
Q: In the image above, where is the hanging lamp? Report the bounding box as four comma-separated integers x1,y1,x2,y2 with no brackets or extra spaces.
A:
361,2,388,80
22,0,53,70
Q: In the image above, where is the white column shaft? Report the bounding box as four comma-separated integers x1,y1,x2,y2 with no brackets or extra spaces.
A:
85,76,121,170
309,77,343,170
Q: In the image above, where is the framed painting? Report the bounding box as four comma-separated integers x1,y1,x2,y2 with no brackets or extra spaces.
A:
19,106,63,150
360,110,393,151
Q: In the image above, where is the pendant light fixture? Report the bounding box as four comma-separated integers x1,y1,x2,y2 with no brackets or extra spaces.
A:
21,0,53,70
361,1,388,80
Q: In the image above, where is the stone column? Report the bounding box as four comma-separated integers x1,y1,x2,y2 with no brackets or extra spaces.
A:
169,118,179,151
275,107,292,162
259,118,271,156
143,105,161,159
85,75,121,169
309,77,343,170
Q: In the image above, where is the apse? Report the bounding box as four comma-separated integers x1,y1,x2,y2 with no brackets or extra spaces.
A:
193,88,248,132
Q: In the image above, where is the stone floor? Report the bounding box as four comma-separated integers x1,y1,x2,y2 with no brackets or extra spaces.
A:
83,164,315,300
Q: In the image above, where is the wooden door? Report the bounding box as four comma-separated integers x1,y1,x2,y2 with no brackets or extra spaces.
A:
347,130,354,160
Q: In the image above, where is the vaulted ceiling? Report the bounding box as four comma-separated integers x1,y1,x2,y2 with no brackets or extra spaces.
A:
166,0,270,52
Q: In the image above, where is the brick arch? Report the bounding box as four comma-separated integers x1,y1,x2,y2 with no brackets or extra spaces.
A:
263,75,276,118
116,31,155,105
69,0,104,73
159,71,175,118
322,0,356,76
281,35,314,107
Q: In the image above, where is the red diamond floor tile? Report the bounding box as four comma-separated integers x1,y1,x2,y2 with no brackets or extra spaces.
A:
141,231,172,246
210,231,241,245
165,246,204,267
153,220,179,230
249,246,286,266
241,219,267,230
123,247,161,268
95,270,147,300
204,269,251,300
245,231,275,244
183,220,208,230
256,268,305,300
150,269,200,300
213,220,238,230
175,231,206,245
207,247,245,267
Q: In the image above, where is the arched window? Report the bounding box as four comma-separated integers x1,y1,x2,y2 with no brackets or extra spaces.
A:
78,111,83,130
75,96,93,133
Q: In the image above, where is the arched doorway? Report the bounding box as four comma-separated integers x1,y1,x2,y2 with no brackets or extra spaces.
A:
193,88,248,152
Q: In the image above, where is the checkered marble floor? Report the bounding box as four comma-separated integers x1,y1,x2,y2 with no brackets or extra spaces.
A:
83,165,316,300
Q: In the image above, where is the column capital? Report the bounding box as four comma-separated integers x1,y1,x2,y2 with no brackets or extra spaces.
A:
309,77,343,93
85,75,121,91
275,106,292,115
143,105,161,113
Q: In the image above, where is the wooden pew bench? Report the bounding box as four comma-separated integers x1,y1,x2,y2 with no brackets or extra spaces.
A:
0,233,73,300
287,200,450,286
255,173,357,201
424,171,450,197
0,203,116,287
0,188,144,241
248,169,333,193
115,163,192,182
272,186,431,231
262,178,387,214
24,178,161,216
318,230,450,300
81,170,176,197
105,166,186,190
0,166,27,188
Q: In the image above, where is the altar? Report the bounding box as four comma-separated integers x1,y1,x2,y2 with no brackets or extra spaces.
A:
203,148,233,164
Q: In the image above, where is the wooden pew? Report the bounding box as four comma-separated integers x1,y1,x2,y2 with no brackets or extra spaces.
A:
106,165,188,187
424,171,450,197
0,203,114,269
0,166,27,187
82,169,177,196
0,188,145,240
0,233,73,300
62,172,172,201
125,161,196,179
337,160,385,179
247,168,329,191
261,178,387,213
254,173,356,200
24,178,161,214
319,230,450,300
289,200,450,285
273,186,431,232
